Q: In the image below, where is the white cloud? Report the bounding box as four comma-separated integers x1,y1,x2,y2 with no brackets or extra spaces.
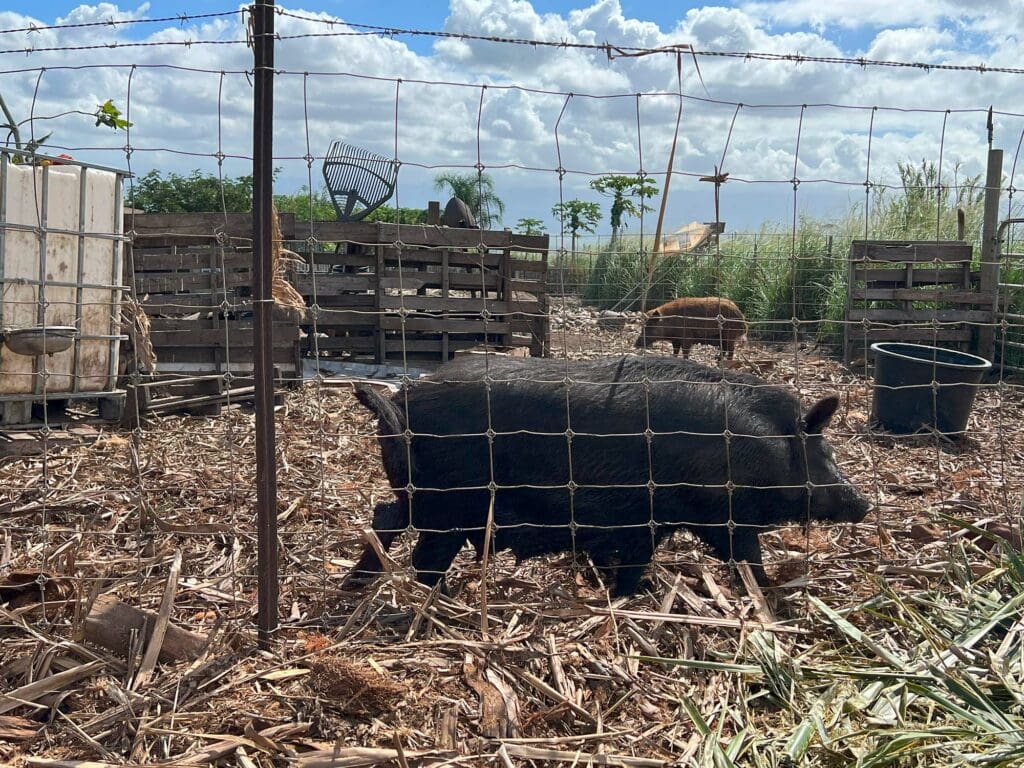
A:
0,0,1019,233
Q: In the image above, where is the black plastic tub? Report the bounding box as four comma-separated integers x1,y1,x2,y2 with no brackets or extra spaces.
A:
870,343,992,435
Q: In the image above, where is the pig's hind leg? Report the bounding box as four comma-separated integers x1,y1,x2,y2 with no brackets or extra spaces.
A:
346,500,406,585
702,526,768,586
411,530,468,591
589,531,655,597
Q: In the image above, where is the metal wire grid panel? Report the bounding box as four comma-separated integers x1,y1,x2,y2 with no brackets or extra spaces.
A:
0,9,1022,766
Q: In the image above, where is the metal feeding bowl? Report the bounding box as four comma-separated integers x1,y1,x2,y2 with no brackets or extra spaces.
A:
3,326,78,357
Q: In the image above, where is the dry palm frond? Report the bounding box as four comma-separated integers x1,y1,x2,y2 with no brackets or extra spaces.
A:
121,292,157,373
271,202,307,312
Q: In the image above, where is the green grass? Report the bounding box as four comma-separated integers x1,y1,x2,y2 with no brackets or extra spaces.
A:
569,164,1024,364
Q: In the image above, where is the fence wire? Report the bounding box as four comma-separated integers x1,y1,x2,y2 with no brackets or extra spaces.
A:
1,7,1024,766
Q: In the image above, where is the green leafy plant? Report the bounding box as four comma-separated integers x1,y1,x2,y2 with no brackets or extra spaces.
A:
589,174,659,244
551,199,602,260
93,99,132,131
1,90,131,158
516,217,545,235
433,171,505,228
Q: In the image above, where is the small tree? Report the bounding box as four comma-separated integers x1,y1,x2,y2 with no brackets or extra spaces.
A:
589,174,659,245
273,186,336,220
551,200,602,260
433,171,505,229
129,169,254,213
365,205,428,224
516,217,545,235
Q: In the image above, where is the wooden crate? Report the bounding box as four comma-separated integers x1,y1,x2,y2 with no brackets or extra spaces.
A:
843,240,992,364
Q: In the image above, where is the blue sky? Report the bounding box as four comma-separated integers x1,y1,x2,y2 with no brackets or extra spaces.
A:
0,1,1019,234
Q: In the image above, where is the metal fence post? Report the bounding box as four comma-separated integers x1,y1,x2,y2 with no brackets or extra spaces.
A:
252,0,278,646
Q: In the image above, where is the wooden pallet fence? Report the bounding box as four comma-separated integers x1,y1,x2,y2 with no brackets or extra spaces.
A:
127,213,301,391
843,239,993,364
287,221,549,368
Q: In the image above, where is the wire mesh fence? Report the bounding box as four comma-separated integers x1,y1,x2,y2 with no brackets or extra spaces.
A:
2,4,1024,766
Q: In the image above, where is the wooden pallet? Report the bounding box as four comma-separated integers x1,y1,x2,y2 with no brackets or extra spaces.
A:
843,240,992,364
288,223,549,368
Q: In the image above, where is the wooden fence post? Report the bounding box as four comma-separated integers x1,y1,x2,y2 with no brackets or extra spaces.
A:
977,148,1004,361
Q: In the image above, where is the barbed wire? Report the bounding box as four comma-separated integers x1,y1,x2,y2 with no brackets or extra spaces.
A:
273,9,1024,76
0,9,242,36
2,10,1023,78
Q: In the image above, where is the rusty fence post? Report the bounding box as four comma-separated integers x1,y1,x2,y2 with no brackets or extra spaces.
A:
252,0,279,647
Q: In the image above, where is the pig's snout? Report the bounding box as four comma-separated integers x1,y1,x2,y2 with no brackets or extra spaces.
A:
828,483,871,524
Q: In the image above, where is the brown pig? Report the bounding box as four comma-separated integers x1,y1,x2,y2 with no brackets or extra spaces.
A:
635,296,747,359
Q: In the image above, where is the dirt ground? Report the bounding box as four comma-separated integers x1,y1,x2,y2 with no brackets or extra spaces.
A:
2,298,1022,766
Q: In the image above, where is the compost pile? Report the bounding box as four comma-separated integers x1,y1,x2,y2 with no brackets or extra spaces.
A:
2,299,1023,767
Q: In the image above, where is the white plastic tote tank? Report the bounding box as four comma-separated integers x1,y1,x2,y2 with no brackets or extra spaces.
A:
0,151,126,423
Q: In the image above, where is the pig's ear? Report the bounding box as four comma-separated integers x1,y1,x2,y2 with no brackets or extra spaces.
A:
803,394,840,434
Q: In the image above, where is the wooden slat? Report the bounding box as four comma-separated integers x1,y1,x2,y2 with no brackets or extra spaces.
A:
293,272,502,294
509,281,544,294
843,329,970,344
150,328,299,347
380,317,511,334
310,294,377,308
848,308,991,322
383,338,501,353
850,288,983,303
290,249,500,270
308,315,378,327
139,294,236,311
305,336,377,351
851,240,973,263
845,328,971,342
130,251,255,270
126,212,296,240
292,273,375,293
378,295,515,313
288,252,377,268
510,258,547,275
305,221,548,251
135,271,252,294
149,318,293,332
855,268,978,285
380,249,502,268
153,347,298,364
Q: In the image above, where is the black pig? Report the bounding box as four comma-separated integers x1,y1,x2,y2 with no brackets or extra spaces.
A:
351,355,869,595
